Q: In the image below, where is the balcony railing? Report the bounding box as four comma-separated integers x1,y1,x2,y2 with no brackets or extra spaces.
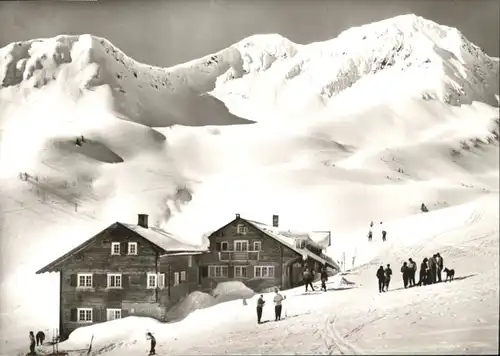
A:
219,250,260,261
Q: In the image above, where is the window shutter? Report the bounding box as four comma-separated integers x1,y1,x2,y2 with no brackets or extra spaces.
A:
215,242,221,251
158,273,165,289
122,274,129,289
70,308,77,322
200,266,208,278
140,272,147,287
121,242,127,255
70,274,77,287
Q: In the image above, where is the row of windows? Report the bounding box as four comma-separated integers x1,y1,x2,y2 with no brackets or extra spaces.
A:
215,240,262,251
111,242,137,256
76,272,187,289
208,265,275,279
76,308,121,323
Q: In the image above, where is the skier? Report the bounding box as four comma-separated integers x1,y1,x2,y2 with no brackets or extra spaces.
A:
376,266,385,293
320,266,328,292
408,258,417,287
384,264,393,291
273,288,286,321
36,331,45,346
435,252,444,282
303,267,315,292
28,331,35,355
382,230,387,242
146,332,156,355
256,294,265,324
400,262,410,288
368,230,373,242
370,221,374,228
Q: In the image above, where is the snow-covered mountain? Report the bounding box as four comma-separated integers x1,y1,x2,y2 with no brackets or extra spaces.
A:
0,14,498,355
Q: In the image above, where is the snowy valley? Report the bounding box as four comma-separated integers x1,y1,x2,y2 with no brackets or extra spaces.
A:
0,13,499,355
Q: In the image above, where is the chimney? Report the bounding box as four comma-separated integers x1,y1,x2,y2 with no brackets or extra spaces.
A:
272,214,279,228
138,214,149,229
235,213,240,219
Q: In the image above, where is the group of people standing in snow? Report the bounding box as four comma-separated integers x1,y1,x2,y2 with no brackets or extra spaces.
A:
376,264,393,292
377,252,446,293
302,265,329,292
255,264,329,324
412,252,445,286
256,287,286,324
27,330,45,355
368,221,388,242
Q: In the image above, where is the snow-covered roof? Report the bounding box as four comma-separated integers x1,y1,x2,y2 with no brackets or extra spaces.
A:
243,219,339,270
121,223,206,253
36,222,206,273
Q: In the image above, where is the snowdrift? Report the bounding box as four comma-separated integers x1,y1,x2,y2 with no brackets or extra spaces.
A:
165,282,255,322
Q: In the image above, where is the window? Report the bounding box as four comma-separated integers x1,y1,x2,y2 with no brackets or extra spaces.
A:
236,224,248,235
188,256,193,268
234,266,247,278
77,308,92,323
147,273,157,289
234,240,249,252
174,272,180,286
106,309,121,321
111,242,120,255
253,241,262,251
254,266,275,279
216,241,229,251
107,273,122,288
128,242,137,255
180,271,186,282
147,273,165,289
208,265,229,278
77,273,92,288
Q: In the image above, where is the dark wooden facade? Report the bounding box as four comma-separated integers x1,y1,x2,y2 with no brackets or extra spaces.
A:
199,215,338,292
36,218,204,339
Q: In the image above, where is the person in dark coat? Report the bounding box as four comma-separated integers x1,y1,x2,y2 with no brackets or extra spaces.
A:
384,264,393,291
418,258,429,286
382,230,387,242
256,294,265,324
428,255,437,284
303,268,315,292
400,262,410,288
368,230,373,242
29,331,35,355
320,267,328,292
376,266,385,293
35,331,45,346
435,252,444,282
408,258,417,287
146,332,156,355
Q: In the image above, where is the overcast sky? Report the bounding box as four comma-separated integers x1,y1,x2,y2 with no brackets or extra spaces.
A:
0,0,498,67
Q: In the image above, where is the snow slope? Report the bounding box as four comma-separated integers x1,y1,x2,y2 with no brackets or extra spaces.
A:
29,194,500,355
0,13,499,355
